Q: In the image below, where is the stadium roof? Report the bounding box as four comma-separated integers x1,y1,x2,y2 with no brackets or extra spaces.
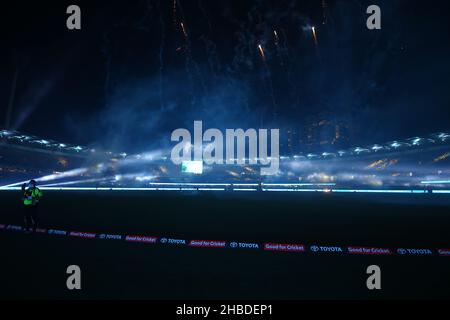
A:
1,129,449,162
296,133,450,160
0,129,123,159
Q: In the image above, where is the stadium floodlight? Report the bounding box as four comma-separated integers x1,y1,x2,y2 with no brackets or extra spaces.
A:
407,137,435,146
10,135,33,141
437,133,450,141
409,137,422,145
354,147,369,154
69,146,84,152
322,152,336,158
0,130,14,137
370,145,384,151
48,143,67,148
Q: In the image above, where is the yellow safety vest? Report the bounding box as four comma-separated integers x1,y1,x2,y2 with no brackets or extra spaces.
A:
23,188,42,206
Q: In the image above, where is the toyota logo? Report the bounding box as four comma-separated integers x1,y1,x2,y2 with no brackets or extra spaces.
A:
310,245,320,252
397,248,407,255
160,238,168,244
230,242,238,248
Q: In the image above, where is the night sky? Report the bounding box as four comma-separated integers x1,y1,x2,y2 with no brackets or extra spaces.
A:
2,0,450,152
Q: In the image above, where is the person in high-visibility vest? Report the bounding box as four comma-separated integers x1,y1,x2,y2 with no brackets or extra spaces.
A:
22,180,43,233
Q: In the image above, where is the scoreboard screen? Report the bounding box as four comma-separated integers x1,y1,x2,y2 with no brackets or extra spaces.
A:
181,161,203,174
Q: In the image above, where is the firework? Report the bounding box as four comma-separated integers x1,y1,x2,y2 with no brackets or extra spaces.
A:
258,44,266,61
180,22,188,39
311,26,318,46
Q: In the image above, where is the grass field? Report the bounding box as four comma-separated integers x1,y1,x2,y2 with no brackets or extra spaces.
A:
1,191,449,299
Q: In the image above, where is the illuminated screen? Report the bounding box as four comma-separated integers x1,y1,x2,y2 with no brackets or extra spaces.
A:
181,161,203,174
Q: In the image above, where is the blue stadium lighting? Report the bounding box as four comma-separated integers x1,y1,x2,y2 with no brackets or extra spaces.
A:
70,146,84,152
3,129,450,163
12,135,33,141
0,186,448,194
371,145,384,151
264,188,322,192
421,180,450,184
262,183,336,187
149,182,231,187
0,180,34,189
410,138,420,145
36,139,50,145
0,130,13,136
354,147,369,154
332,189,427,194
389,141,411,148
322,152,335,157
